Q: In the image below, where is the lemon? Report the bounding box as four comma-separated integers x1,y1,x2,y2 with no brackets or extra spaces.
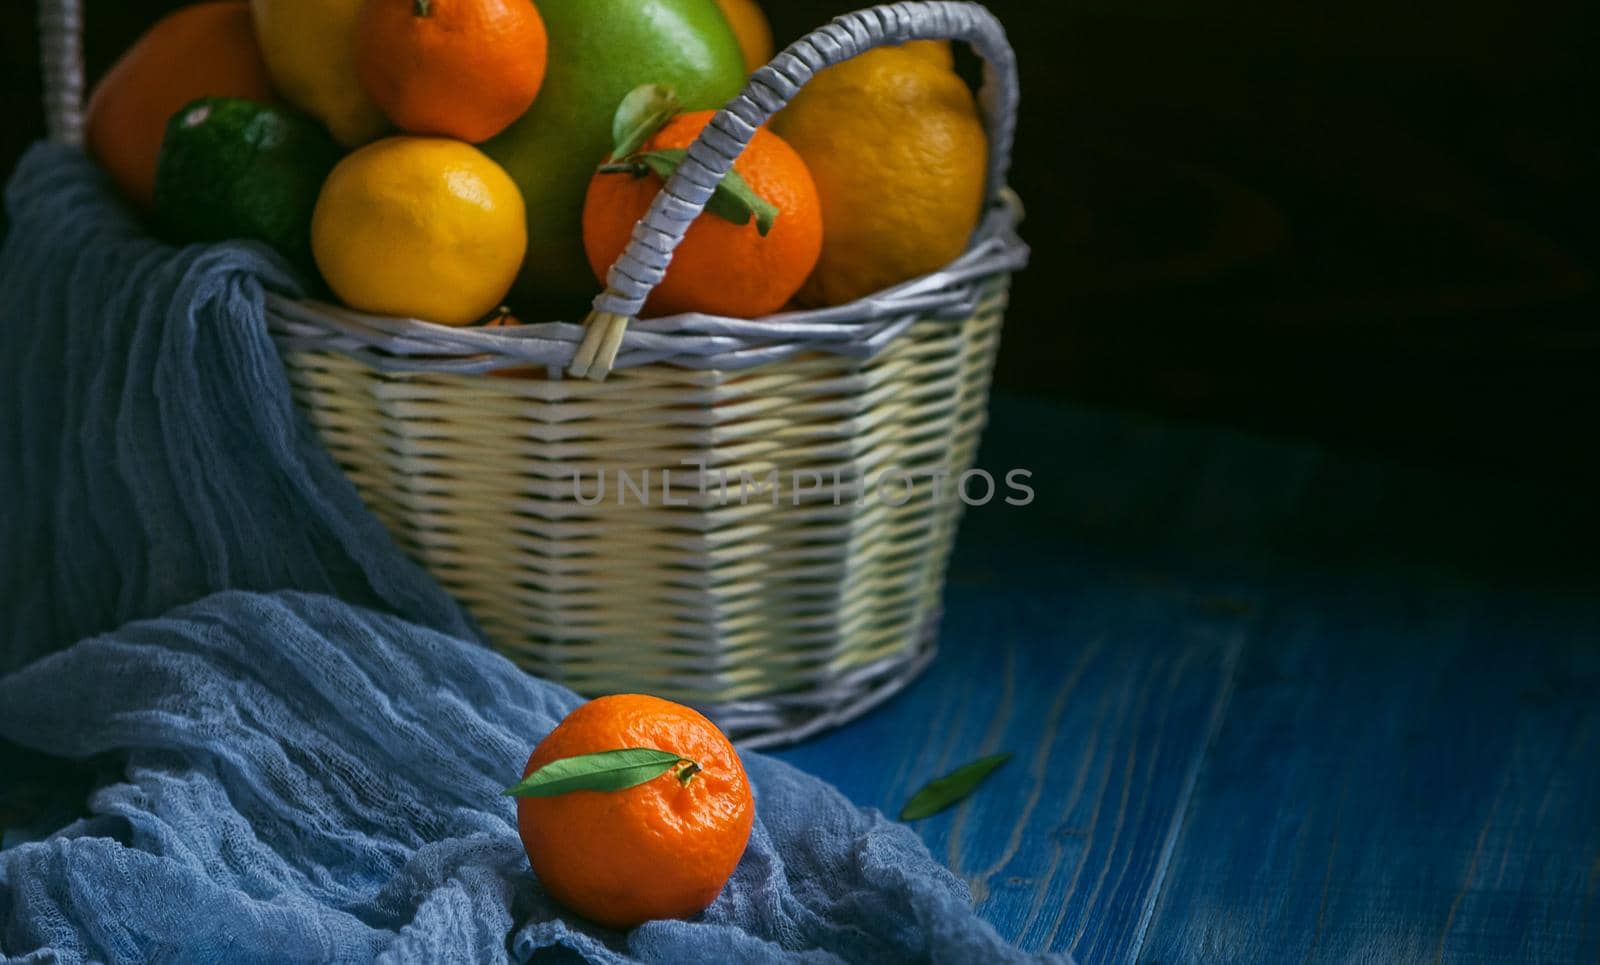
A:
900,40,954,69
250,0,386,146
771,46,987,307
312,137,527,326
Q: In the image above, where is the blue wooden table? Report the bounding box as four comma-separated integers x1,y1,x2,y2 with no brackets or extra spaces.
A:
2,396,1594,960
775,397,1600,962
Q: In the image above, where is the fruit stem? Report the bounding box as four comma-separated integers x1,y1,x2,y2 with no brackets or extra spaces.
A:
596,160,649,178
673,761,702,786
414,0,431,16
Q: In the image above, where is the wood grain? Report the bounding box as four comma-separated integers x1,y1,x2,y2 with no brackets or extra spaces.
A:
775,555,1250,959
1137,576,1600,964
780,398,1600,962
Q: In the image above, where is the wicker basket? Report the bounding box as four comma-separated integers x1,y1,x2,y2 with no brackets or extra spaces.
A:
39,0,1027,747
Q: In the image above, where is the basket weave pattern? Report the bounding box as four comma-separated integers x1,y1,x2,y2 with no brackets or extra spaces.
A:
285,283,1003,714
39,0,1025,746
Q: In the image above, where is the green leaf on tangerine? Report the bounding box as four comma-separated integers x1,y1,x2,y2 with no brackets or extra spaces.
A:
633,148,780,237
502,747,691,798
611,84,681,161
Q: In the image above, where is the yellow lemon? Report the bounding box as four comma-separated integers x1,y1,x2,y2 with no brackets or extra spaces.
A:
250,0,386,146
771,45,986,307
312,137,527,326
900,40,954,69
714,0,774,73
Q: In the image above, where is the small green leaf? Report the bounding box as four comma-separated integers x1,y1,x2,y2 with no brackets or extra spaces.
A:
503,748,691,798
633,148,780,237
611,84,680,161
634,147,686,183
899,753,1013,821
706,167,780,237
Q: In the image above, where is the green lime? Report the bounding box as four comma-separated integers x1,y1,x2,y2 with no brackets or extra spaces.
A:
153,97,342,279
483,0,746,301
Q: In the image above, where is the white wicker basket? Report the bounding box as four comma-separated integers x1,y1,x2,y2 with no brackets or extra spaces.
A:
40,0,1027,747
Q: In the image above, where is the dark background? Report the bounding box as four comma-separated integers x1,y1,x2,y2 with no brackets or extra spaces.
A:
4,1,1595,475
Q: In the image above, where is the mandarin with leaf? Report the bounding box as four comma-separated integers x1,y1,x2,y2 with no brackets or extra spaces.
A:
513,694,754,929
582,109,822,319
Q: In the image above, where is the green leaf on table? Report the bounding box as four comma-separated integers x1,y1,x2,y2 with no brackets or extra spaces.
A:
634,148,781,237
502,747,693,798
899,752,1013,821
611,84,681,160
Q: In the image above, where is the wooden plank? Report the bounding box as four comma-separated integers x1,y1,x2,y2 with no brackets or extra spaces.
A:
786,399,1600,961
1137,573,1600,963
773,562,1250,958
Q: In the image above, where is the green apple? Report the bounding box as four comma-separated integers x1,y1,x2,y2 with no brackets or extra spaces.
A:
483,0,746,302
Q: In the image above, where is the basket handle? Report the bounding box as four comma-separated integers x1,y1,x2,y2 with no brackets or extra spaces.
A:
570,0,1019,380
39,0,85,145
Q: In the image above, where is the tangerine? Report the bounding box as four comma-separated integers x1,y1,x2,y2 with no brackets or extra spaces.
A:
581,111,822,318
356,0,548,143
516,694,754,929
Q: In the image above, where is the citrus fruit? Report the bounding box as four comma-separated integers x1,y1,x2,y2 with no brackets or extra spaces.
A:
515,694,754,929
582,110,821,318
771,45,987,307
714,0,774,73
356,0,548,143
251,0,388,146
154,97,341,278
83,1,279,209
311,137,527,325
901,40,955,69
482,0,746,300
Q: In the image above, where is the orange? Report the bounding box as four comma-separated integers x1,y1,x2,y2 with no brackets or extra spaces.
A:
714,0,774,73
581,111,822,319
516,694,754,929
84,1,279,209
356,0,548,143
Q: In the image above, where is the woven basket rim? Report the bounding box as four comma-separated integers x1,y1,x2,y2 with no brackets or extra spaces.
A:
267,193,1026,376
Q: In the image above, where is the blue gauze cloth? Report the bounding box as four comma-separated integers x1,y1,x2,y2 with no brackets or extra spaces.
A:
0,144,1056,963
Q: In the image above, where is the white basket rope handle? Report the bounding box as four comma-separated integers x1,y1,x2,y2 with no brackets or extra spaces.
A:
572,1,1019,379
35,0,1018,381
38,0,85,146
